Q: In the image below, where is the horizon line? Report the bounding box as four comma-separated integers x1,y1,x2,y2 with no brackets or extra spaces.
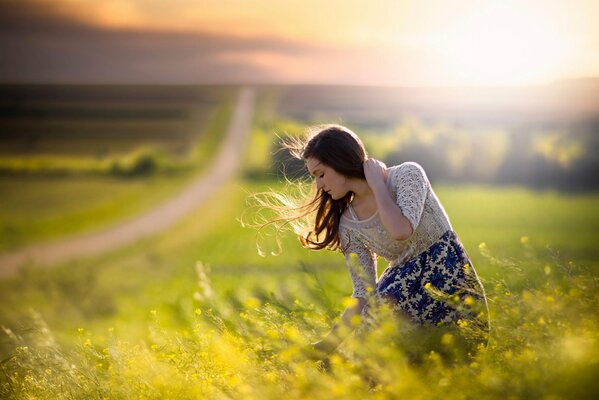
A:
1,76,598,90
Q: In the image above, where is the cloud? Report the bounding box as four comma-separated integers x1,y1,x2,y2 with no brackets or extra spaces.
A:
2,1,594,87
0,1,323,83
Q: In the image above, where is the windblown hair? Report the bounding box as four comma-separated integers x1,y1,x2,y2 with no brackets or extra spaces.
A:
247,124,368,254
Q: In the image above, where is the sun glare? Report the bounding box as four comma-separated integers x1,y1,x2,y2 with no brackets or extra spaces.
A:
37,0,594,86
433,2,573,85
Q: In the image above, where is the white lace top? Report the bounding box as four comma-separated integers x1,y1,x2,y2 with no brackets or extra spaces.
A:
339,161,453,298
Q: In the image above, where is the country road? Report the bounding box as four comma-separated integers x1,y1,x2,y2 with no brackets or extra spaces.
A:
0,87,255,278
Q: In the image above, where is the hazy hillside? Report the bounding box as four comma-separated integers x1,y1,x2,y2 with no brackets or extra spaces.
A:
269,78,599,128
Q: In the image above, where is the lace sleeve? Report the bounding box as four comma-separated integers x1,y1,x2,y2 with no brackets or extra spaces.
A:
340,225,377,299
392,162,429,231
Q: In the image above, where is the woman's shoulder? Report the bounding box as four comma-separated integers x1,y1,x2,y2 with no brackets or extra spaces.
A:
388,161,428,180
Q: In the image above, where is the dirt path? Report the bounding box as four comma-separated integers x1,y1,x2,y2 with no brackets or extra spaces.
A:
0,87,255,278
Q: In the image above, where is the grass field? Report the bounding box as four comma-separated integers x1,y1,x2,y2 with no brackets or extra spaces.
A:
0,85,597,399
0,86,235,250
0,174,197,251
0,85,233,157
1,176,597,399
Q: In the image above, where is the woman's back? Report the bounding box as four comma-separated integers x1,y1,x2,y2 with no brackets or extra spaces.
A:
339,161,453,268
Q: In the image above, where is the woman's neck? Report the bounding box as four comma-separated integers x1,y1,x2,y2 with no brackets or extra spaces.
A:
349,179,374,204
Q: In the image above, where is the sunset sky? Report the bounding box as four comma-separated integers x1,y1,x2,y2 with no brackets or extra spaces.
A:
1,0,598,86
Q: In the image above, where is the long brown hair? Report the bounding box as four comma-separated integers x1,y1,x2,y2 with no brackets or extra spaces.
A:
248,124,368,253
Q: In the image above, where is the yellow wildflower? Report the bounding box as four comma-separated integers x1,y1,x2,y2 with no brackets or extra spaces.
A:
244,297,261,308
428,351,441,363
441,333,454,346
283,325,301,342
329,354,343,365
263,372,277,383
332,383,348,396
342,297,358,308
279,346,299,362
266,329,279,339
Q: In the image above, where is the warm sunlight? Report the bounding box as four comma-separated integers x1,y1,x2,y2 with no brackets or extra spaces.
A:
2,0,597,86
433,2,574,85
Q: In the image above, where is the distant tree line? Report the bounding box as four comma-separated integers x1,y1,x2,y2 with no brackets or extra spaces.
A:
269,123,599,192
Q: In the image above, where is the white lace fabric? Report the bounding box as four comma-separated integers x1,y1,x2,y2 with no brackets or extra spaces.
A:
339,162,453,298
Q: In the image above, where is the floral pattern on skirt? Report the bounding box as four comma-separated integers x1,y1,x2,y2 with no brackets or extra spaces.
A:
374,230,489,329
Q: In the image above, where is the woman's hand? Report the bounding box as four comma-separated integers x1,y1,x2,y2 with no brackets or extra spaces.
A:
364,159,413,240
363,158,388,190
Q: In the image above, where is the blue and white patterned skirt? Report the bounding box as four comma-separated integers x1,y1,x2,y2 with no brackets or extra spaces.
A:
374,230,489,334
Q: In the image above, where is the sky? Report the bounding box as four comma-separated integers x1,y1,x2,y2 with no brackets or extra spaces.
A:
0,0,598,86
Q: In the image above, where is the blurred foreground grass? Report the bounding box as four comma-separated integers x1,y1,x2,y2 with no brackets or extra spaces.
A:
1,177,598,399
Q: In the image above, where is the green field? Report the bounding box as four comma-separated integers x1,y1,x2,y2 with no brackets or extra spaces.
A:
0,85,233,157
1,176,598,399
0,85,598,399
0,174,197,251
0,85,235,250
0,85,236,177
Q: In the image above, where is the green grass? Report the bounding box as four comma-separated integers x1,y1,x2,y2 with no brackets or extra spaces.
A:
0,87,235,177
0,90,235,251
3,88,598,398
0,177,597,399
0,174,195,251
1,88,598,397
438,185,599,267
1,179,596,330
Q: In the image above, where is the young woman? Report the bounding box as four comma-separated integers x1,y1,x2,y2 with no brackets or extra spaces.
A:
263,124,489,357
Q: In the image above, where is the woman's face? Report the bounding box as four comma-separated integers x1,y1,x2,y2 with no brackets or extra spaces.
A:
305,157,349,200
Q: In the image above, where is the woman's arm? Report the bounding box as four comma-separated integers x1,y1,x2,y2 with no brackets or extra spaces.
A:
363,159,413,240
311,297,368,356
308,224,375,358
